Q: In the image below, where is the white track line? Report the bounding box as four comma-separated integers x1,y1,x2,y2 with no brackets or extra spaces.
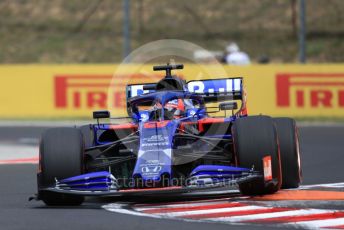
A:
153,205,268,217
205,209,331,223
135,200,233,211
300,182,344,189
289,217,344,229
103,203,161,218
0,144,38,160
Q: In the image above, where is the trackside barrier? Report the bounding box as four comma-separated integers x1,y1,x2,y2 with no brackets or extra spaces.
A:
0,64,343,118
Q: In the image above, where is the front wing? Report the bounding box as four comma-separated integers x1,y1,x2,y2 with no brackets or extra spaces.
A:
34,167,264,199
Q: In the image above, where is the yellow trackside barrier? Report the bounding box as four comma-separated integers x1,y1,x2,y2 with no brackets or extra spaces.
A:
0,64,343,119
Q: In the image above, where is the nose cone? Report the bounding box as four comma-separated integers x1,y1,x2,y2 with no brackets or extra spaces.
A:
133,149,172,181
132,120,179,186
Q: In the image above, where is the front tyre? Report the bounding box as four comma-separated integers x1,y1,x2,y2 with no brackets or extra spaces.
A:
38,128,85,206
232,116,282,195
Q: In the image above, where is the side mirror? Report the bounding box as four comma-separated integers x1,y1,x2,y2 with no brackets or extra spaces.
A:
93,110,110,119
219,102,238,111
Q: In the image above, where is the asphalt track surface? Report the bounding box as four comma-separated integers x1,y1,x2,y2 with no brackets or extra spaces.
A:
0,125,343,230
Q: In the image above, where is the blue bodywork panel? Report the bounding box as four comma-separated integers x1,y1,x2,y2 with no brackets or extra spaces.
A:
56,171,118,191
132,120,179,181
190,165,250,177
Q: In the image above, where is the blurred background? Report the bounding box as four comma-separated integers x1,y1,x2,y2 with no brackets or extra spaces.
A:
0,0,343,121
0,0,343,64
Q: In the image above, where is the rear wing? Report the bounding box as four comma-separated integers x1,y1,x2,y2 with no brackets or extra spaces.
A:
126,78,243,103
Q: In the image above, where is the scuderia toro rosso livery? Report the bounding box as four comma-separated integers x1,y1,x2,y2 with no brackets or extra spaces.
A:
35,64,302,205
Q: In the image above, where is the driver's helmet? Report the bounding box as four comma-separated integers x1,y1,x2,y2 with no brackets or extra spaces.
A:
164,99,185,118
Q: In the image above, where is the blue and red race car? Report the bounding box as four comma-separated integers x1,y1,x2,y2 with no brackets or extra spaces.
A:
35,64,302,205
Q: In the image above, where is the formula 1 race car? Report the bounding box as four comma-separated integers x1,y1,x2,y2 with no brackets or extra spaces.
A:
35,64,302,205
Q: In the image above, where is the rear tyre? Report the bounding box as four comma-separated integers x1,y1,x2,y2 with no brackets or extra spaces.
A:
274,118,302,189
38,128,85,206
232,115,282,195
79,125,94,148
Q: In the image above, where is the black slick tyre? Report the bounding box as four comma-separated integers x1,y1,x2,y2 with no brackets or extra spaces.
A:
38,128,85,206
232,115,282,195
274,117,302,189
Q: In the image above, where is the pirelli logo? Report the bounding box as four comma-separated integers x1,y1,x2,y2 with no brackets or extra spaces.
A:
276,73,344,108
55,74,161,109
